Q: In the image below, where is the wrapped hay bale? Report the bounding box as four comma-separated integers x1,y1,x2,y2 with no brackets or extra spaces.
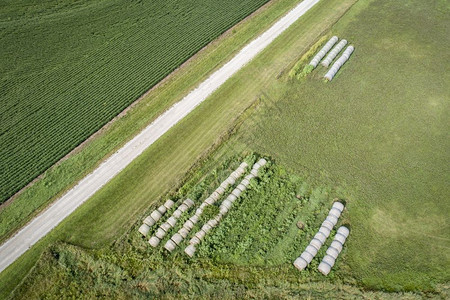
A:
173,209,182,219
314,232,327,244
330,240,343,252
195,208,203,216
221,199,232,210
207,219,218,228
324,45,354,81
239,162,249,169
305,245,318,257
216,186,226,195
334,233,346,245
309,36,339,68
184,198,195,207
200,202,208,210
190,236,201,245
237,184,246,192
337,226,350,238
321,39,347,67
195,230,206,240
190,215,199,224
293,257,308,271
205,197,215,205
160,222,171,232
150,210,162,222
227,194,237,203
241,179,250,187
210,192,220,201
178,203,189,212
167,216,177,227
214,214,222,222
319,226,331,238
318,261,332,275
250,169,258,177
184,220,194,230
201,223,212,233
149,236,160,247
310,238,322,250
179,227,189,238
322,254,336,267
171,233,183,245
185,244,196,257
164,199,175,209
157,205,167,214
321,220,334,231
219,206,229,215
245,174,255,181
231,189,241,198
300,251,314,264
164,239,176,252
257,158,267,166
226,177,236,185
326,215,339,226
138,224,151,236
155,228,166,239
326,246,340,259
143,216,156,227
329,208,341,219
332,202,345,213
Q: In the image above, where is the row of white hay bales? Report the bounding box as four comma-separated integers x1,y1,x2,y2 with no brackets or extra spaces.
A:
293,201,345,272
185,158,268,257
164,162,250,252
138,199,175,236
308,36,355,81
318,226,349,275
148,198,195,247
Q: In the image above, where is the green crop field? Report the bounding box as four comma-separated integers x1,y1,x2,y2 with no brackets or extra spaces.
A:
1,0,449,298
0,0,270,203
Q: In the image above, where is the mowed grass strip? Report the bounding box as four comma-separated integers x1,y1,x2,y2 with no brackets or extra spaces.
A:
0,0,272,203
0,0,303,244
235,0,450,291
0,0,356,297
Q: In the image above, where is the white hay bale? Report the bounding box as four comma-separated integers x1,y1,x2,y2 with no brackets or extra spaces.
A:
195,230,206,240
202,224,212,233
178,203,189,213
173,209,182,219
205,197,215,205
326,215,338,226
257,158,267,166
236,166,245,175
253,162,261,170
219,206,229,215
207,219,218,228
321,220,334,231
164,239,176,252
149,236,160,247
324,45,354,81
300,251,314,264
227,177,236,185
227,194,237,203
185,244,196,257
164,199,175,209
293,257,308,271
245,174,255,181
310,238,322,250
326,246,340,259
321,39,347,67
184,220,194,230
167,216,177,227
322,254,336,267
155,228,166,239
221,199,232,209
318,261,332,275
150,210,162,222
216,186,226,195
214,214,222,222
200,203,208,210
314,232,327,244
239,162,249,169
334,233,346,245
190,215,199,224
143,216,156,227
309,36,338,68
241,179,250,187
220,182,228,190
330,240,343,253
160,222,171,232
236,184,246,192
305,245,318,257
179,227,189,238
337,226,350,238
190,236,201,245
231,189,241,198
184,198,195,207
172,233,184,245
195,208,203,216
329,208,341,219
138,224,150,236
332,202,345,213
210,192,220,201
250,169,258,177
157,205,167,214
319,226,331,238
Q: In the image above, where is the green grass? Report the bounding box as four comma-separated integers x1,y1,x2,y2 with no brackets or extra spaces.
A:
0,0,303,244
0,0,271,203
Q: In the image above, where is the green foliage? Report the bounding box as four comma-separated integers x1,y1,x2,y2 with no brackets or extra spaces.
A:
0,0,271,203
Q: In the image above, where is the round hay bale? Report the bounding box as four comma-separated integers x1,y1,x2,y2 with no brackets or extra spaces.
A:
210,192,220,201
221,199,232,209
171,233,183,245
184,198,195,207
164,240,176,252
214,214,222,222
236,167,245,175
231,171,240,179
205,197,215,205
184,220,194,230
143,216,156,226
185,244,196,257
337,226,350,238
326,246,340,259
178,203,189,213
296,221,305,230
326,215,338,226
319,226,331,238
318,261,332,275
200,202,208,210
236,184,246,192
190,215,199,224
195,208,203,216
305,245,318,257
207,219,218,228
241,179,250,187
157,205,167,214
310,238,322,250
334,233,346,245
161,222,171,232
195,230,206,240
253,162,261,170
216,186,226,195
332,202,344,212
300,251,314,264
173,209,182,219
220,182,228,190
227,194,237,203
239,162,249,169
226,177,236,185
150,210,162,222
155,228,166,239
245,174,255,181
167,216,177,227
293,257,308,271
330,240,343,253
164,199,175,209
138,224,150,236
231,189,241,198
201,224,212,233
321,220,334,231
178,227,189,238
149,236,160,247
257,158,267,166
190,236,200,245
219,206,229,215
329,208,341,219
250,169,258,177
314,232,327,244
322,254,336,267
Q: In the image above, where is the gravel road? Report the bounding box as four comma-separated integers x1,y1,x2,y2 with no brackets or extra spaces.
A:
0,0,319,273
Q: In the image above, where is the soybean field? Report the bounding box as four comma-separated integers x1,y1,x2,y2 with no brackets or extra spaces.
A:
0,0,270,203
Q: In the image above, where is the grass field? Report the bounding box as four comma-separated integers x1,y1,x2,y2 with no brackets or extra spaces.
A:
2,0,449,297
0,0,271,203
